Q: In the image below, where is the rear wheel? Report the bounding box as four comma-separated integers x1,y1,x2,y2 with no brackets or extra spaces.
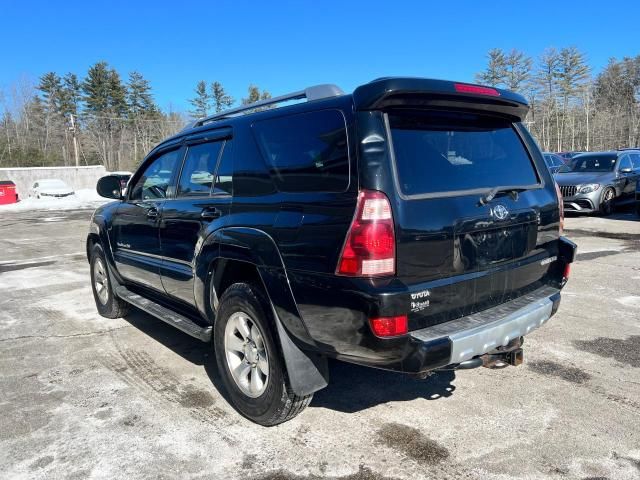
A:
213,283,312,426
90,244,130,319
598,188,615,216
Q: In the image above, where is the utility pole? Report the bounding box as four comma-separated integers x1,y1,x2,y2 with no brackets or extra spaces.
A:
69,114,80,167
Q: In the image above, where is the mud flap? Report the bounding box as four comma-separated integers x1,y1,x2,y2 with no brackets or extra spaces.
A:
270,305,329,396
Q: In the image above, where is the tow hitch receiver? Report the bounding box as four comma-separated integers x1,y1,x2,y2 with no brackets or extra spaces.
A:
482,347,524,369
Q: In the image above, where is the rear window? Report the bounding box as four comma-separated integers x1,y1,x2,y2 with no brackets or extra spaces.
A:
252,109,349,193
388,111,539,196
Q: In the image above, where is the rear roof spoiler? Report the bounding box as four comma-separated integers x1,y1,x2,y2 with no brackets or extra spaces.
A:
353,78,529,122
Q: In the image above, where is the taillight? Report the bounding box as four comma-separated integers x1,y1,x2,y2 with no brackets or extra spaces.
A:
370,315,408,337
337,189,396,277
555,182,564,234
454,83,500,97
563,263,571,280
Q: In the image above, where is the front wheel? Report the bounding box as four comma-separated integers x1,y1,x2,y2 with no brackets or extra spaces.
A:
213,283,312,426
598,188,615,216
90,244,130,319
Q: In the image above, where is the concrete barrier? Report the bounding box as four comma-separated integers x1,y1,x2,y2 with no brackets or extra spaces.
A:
0,165,107,199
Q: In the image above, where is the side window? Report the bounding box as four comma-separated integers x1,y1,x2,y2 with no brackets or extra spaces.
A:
618,155,632,171
129,148,181,201
629,153,640,170
178,141,223,197
213,141,233,195
252,109,350,193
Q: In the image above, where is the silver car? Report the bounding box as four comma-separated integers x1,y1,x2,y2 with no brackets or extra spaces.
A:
554,150,640,215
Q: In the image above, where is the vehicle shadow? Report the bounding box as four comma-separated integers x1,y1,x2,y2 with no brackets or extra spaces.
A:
120,308,457,414
310,360,456,413
121,309,210,366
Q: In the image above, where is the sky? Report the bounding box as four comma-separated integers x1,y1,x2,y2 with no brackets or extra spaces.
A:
2,0,639,113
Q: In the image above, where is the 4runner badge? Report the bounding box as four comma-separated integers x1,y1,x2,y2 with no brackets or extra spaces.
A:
410,289,431,312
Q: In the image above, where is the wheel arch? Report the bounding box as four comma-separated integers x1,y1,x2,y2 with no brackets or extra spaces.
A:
195,226,329,396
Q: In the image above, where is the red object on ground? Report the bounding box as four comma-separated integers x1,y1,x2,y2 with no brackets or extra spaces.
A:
0,180,18,205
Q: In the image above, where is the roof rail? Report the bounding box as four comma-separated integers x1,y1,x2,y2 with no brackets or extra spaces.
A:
189,84,344,129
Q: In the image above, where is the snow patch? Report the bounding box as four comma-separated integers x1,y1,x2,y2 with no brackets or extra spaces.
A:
0,189,108,212
616,296,640,308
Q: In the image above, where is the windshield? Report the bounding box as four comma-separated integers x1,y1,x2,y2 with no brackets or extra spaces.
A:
39,179,67,188
389,111,539,196
560,155,616,173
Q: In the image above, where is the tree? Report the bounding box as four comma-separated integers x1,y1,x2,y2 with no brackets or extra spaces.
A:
83,61,112,115
242,85,272,111
107,69,128,117
38,72,63,115
61,73,81,117
556,47,590,150
189,80,211,118
210,81,234,113
475,48,507,87
504,49,532,92
127,71,157,117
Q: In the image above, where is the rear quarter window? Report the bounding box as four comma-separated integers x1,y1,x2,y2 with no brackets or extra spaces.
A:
252,109,349,193
388,111,539,196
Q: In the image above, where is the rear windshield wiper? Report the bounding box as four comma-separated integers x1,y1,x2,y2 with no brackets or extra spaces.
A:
479,187,527,205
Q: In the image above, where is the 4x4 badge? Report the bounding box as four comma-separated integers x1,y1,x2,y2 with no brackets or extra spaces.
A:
492,204,509,220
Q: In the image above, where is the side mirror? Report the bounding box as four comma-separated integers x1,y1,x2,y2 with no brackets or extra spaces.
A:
97,175,124,200
619,167,633,174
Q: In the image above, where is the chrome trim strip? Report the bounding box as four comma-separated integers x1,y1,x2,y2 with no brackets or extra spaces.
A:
116,248,193,268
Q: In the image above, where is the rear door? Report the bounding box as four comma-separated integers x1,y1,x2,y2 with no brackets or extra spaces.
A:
617,154,636,200
159,133,232,305
384,110,558,328
112,146,183,290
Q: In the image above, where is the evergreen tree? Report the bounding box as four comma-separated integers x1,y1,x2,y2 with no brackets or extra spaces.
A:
61,73,81,117
557,47,590,100
475,49,507,87
108,69,129,117
242,85,272,109
127,71,157,117
242,84,261,105
504,49,532,92
83,61,112,114
38,72,63,116
210,81,234,113
189,80,211,118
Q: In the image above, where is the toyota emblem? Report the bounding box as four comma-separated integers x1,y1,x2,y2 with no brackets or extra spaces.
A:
492,204,509,220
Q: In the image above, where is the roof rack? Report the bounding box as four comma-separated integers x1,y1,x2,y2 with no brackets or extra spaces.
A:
189,84,344,129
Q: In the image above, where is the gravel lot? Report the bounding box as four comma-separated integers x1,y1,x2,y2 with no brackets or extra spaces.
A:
1,208,639,480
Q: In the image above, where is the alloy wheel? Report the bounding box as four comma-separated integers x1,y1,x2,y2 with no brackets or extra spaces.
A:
224,312,270,398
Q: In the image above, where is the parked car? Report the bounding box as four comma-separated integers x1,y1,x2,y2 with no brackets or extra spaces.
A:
88,78,575,425
543,152,564,174
555,150,640,215
557,151,584,164
636,179,640,216
30,179,75,199
0,180,19,205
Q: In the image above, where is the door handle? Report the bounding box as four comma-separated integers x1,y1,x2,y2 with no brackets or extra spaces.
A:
201,207,222,219
146,207,159,219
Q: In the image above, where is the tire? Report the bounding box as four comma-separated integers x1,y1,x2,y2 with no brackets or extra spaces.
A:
598,187,615,216
90,244,130,319
213,283,312,426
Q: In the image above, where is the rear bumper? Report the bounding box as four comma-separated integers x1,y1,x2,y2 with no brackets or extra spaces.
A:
410,285,559,368
290,237,576,373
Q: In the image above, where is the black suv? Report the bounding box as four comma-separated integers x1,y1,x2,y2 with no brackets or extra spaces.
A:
89,78,576,426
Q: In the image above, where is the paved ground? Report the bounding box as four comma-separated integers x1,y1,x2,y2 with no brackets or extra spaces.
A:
0,208,639,480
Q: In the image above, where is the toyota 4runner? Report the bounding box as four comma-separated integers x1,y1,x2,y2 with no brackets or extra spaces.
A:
88,78,576,426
